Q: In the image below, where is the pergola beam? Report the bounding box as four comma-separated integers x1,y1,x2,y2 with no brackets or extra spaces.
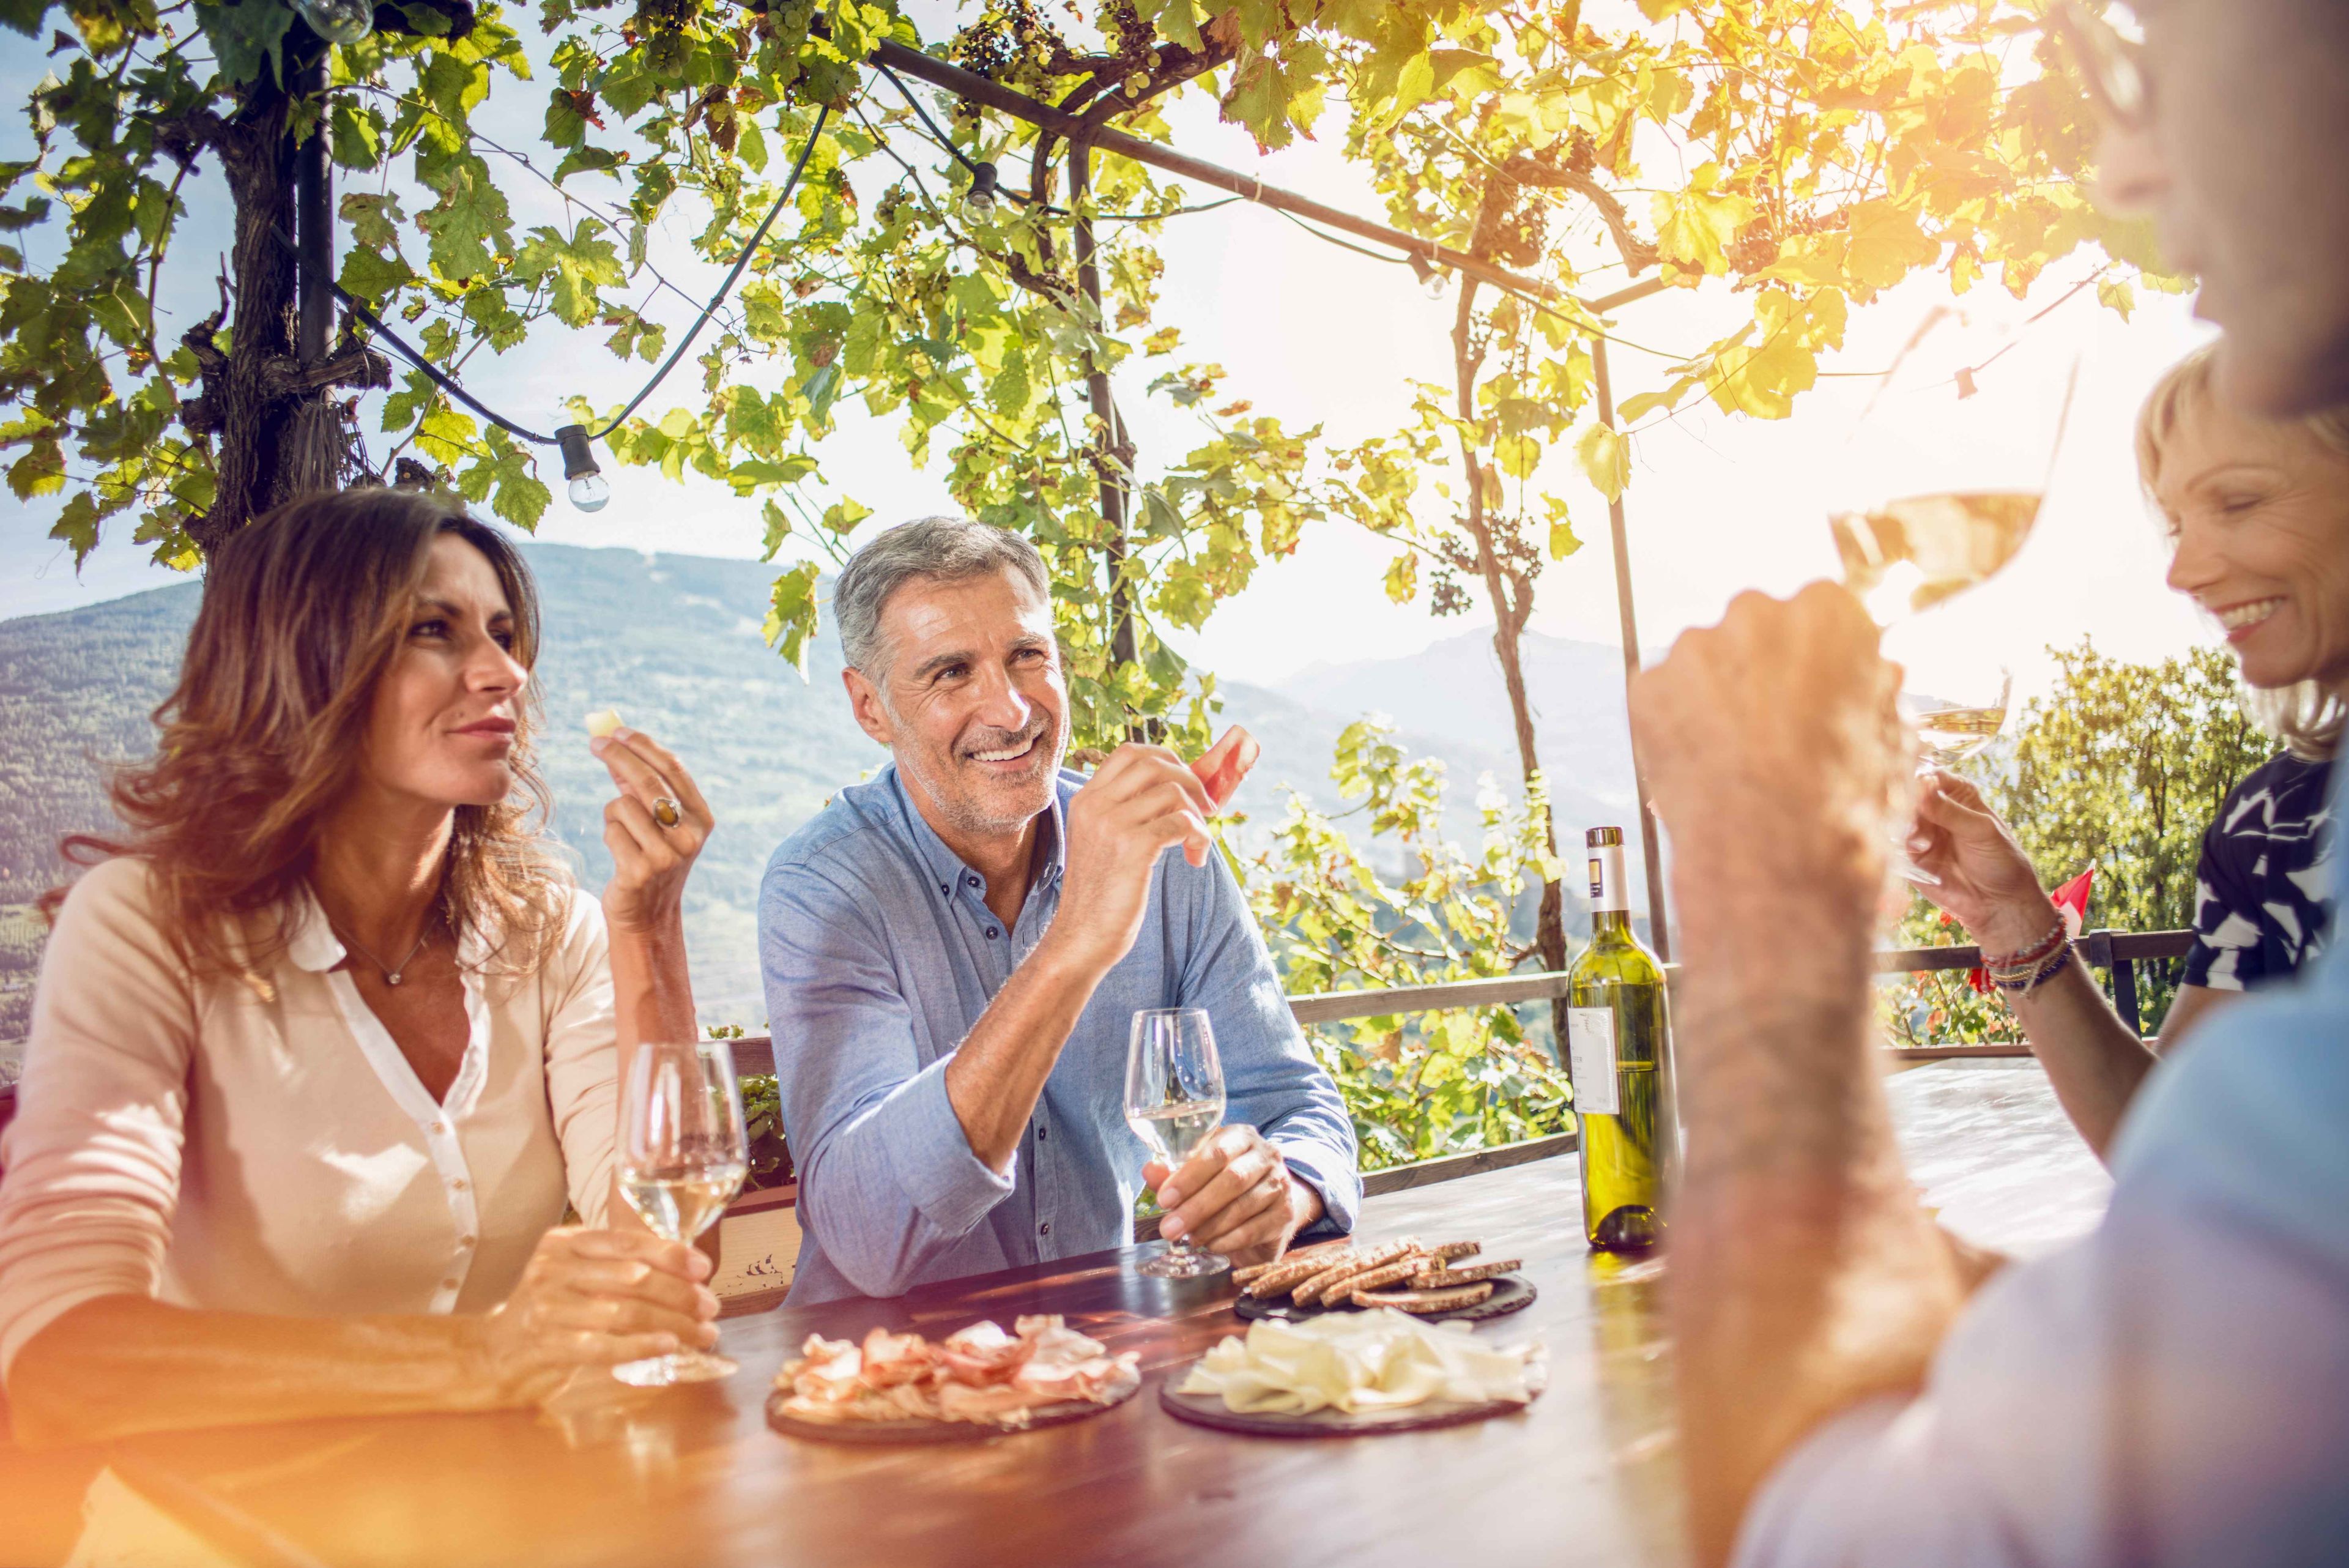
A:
871,40,1665,319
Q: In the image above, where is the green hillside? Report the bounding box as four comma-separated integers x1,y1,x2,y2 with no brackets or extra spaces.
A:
0,542,1599,1082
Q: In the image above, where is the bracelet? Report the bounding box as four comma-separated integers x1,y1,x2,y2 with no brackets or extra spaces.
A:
1994,943,2073,998
1981,915,2066,977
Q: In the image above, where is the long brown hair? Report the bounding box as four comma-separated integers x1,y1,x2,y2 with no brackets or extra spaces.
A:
49,488,566,979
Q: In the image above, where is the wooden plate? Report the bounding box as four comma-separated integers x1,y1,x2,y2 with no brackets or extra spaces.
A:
765,1378,1138,1444
1157,1365,1545,1438
1233,1274,1536,1326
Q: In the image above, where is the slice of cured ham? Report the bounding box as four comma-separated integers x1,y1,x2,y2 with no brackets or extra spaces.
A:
773,1315,1140,1430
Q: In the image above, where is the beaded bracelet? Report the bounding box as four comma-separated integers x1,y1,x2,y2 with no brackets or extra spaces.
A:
1982,914,2073,996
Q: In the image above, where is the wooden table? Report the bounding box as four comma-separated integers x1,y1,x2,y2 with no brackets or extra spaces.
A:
3,1064,2108,1568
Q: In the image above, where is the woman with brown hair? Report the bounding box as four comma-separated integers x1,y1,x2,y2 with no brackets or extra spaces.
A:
1911,343,2349,1157
0,488,721,1444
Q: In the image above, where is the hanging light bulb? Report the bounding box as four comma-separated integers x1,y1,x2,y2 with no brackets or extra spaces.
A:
964,161,1001,221
1409,253,1450,300
555,423,610,513
292,0,374,46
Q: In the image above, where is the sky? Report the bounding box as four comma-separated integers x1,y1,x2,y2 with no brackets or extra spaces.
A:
1,5,2225,722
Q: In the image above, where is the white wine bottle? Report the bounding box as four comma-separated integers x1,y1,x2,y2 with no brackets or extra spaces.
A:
1565,827,1677,1250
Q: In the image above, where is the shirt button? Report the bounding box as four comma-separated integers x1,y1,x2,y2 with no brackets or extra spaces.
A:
450,1177,469,1192
458,1235,476,1249
1036,1124,1047,1142
967,875,981,887
441,1277,459,1290
985,926,1000,939
1039,1222,1051,1236
429,1121,448,1137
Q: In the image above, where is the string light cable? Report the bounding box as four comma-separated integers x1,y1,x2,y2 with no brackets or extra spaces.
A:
326,103,832,510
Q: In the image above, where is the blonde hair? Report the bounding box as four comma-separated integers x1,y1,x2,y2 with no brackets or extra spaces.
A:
2136,345,2349,760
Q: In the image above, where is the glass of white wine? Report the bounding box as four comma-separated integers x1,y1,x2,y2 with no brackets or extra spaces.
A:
1831,496,2041,885
612,1038,748,1387
1125,1008,1229,1280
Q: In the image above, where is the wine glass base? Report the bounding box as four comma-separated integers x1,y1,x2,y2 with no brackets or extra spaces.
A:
612,1350,738,1387
1138,1247,1230,1279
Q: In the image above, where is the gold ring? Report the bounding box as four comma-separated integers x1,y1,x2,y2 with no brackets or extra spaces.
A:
651,797,682,828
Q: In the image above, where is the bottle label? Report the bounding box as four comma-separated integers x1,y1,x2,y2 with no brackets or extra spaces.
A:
1588,843,1629,914
1567,1007,1620,1116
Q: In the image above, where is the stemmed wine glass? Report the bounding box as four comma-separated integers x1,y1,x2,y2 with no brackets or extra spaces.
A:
1828,347,2079,885
1832,496,2039,884
612,1038,749,1386
1125,1008,1229,1280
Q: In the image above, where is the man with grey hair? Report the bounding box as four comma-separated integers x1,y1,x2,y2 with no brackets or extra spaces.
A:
757,516,1358,1304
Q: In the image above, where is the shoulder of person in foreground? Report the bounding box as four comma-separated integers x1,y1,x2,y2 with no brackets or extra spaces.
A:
1734,974,2349,1568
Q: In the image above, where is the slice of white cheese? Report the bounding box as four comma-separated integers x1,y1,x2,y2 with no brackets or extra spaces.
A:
585,708,624,739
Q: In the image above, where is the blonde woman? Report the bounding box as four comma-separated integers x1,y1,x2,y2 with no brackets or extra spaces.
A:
0,489,719,1445
1912,344,2349,1157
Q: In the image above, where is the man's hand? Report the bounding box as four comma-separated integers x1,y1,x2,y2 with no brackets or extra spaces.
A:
1632,584,1965,1568
1145,1126,1320,1259
1631,582,1901,965
1047,745,1215,975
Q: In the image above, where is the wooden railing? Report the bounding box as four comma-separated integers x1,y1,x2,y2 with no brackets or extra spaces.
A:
0,929,2196,1186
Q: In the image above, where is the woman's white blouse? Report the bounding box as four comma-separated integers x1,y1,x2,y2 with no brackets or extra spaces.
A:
0,857,620,1381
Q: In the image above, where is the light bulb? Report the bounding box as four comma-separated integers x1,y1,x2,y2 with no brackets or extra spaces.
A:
568,472,611,512
1423,267,1450,300
963,160,1001,221
554,423,609,512
293,0,374,46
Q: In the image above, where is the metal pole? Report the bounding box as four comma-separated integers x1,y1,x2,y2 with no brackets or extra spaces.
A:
1589,335,1671,960
870,39,1664,319
295,53,333,365
1069,143,1140,710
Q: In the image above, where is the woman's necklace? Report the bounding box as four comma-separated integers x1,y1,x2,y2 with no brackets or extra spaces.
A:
332,919,437,987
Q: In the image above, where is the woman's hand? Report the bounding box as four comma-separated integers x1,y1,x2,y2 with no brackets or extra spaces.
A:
1909,771,2061,954
467,1227,719,1405
592,726,713,937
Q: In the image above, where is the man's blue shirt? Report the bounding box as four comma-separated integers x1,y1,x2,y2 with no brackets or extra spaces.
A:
756,764,1360,1304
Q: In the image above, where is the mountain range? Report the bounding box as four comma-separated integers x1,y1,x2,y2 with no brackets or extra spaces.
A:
0,543,1646,1072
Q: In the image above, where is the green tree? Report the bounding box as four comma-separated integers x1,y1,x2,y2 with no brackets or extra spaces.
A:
1995,638,2273,1020
1882,639,2275,1044
1237,716,1574,1168
1320,0,2180,996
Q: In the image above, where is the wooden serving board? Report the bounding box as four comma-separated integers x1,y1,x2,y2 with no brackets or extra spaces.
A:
765,1378,1137,1445
1233,1274,1537,1326
1157,1371,1544,1438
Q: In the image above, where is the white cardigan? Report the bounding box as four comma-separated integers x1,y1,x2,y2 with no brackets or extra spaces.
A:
0,856,620,1381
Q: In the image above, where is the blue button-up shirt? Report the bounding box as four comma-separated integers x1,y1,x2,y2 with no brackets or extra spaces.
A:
757,765,1360,1304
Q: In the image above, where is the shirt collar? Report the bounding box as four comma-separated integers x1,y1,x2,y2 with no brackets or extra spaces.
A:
283,881,495,973
889,764,1073,900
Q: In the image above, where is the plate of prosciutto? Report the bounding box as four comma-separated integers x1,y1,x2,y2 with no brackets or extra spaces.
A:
765,1315,1142,1443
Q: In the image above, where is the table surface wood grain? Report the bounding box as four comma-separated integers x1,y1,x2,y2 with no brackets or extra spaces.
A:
4,1064,2108,1568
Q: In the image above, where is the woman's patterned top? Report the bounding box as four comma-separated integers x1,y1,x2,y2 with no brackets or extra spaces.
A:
2183,751,2336,990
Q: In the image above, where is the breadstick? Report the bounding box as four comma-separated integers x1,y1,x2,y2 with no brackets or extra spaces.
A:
1411,1258,1520,1289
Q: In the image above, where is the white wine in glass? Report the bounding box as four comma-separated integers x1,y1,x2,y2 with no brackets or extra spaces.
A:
1832,496,2042,885
612,1038,748,1387
1911,669,2013,770
1126,1008,1229,1280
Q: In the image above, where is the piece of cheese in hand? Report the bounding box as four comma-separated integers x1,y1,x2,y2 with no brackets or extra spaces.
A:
585,708,625,740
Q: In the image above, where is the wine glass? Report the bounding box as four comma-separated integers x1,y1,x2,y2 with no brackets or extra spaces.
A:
1910,667,2014,773
612,1038,749,1386
1125,1008,1230,1280
1831,497,2040,884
